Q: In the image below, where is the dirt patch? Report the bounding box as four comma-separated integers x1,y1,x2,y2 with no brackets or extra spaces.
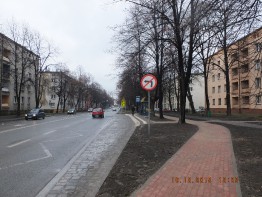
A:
96,121,262,197
96,123,198,197
213,123,262,197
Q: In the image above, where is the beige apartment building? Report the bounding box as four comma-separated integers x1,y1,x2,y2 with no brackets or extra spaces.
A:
208,27,262,114
0,33,37,114
40,71,89,112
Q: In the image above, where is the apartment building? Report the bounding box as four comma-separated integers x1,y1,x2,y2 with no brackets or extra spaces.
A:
208,27,262,114
0,33,37,113
40,71,81,111
161,73,205,111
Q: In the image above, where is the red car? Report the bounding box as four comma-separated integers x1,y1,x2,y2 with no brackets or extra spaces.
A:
92,108,104,118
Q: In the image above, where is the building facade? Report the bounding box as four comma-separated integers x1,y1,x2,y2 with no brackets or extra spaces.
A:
208,27,262,114
161,73,205,112
0,33,37,113
40,71,88,112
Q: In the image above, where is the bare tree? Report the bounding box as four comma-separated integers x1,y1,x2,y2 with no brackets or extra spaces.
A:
208,0,261,116
26,28,57,109
5,22,35,116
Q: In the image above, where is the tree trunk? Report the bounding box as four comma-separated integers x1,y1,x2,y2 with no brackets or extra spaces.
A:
168,89,173,111
56,97,60,113
187,88,195,113
204,63,210,116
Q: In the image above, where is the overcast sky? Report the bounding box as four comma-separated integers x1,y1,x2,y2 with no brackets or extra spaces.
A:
1,0,129,96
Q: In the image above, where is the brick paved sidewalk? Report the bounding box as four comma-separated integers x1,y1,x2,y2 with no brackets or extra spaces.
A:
132,116,242,197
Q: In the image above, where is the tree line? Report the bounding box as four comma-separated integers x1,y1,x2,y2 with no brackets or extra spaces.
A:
1,21,113,116
113,0,261,123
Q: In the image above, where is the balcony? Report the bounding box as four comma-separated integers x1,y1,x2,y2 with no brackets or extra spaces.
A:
241,88,250,94
1,103,9,109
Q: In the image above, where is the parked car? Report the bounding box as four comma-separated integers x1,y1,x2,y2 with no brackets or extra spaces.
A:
196,108,205,113
112,107,117,111
92,108,104,118
88,108,93,112
67,108,76,114
25,108,45,120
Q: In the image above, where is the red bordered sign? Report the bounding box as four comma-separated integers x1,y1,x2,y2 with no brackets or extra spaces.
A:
140,74,158,91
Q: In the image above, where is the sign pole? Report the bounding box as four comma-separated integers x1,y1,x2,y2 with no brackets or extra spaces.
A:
148,90,150,135
140,74,157,136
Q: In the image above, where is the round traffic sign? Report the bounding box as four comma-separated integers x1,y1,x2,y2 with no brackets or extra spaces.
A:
140,74,158,91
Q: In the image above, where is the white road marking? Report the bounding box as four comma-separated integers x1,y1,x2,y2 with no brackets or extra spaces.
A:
0,115,90,135
7,139,31,148
40,143,52,157
0,143,52,171
36,118,112,197
43,130,57,135
126,114,141,127
14,124,25,127
134,114,147,124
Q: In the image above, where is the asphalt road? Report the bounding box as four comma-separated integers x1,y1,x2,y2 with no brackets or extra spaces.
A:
0,110,131,197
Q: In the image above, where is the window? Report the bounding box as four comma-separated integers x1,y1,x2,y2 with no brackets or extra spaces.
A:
217,73,221,80
256,96,261,104
14,96,17,104
255,78,261,88
232,82,238,91
189,87,193,91
212,75,215,82
232,68,238,76
218,86,221,93
51,94,56,99
213,99,215,105
241,48,248,58
231,53,238,61
224,84,227,92
212,87,215,93
241,64,249,73
255,43,261,52
218,98,221,105
255,60,261,70
242,96,249,104
241,80,249,89
3,48,11,58
232,97,239,105
224,98,227,105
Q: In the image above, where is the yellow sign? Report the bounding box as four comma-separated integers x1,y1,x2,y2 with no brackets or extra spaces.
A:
121,98,126,108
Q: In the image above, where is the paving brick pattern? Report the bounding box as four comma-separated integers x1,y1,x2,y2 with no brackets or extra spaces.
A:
39,115,135,197
133,117,242,197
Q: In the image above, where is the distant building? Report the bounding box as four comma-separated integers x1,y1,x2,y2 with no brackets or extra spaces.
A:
208,27,262,114
161,72,205,112
0,33,37,113
40,71,75,111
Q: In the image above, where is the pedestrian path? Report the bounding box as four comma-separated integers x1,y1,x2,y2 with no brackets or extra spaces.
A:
132,115,242,197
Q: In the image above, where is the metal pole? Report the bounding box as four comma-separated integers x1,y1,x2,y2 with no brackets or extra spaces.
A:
148,90,150,135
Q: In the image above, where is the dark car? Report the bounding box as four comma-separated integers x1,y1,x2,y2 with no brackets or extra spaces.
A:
25,108,45,120
67,108,76,114
92,108,104,118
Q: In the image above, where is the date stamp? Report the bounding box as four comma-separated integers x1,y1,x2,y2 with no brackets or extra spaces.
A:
172,176,239,184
